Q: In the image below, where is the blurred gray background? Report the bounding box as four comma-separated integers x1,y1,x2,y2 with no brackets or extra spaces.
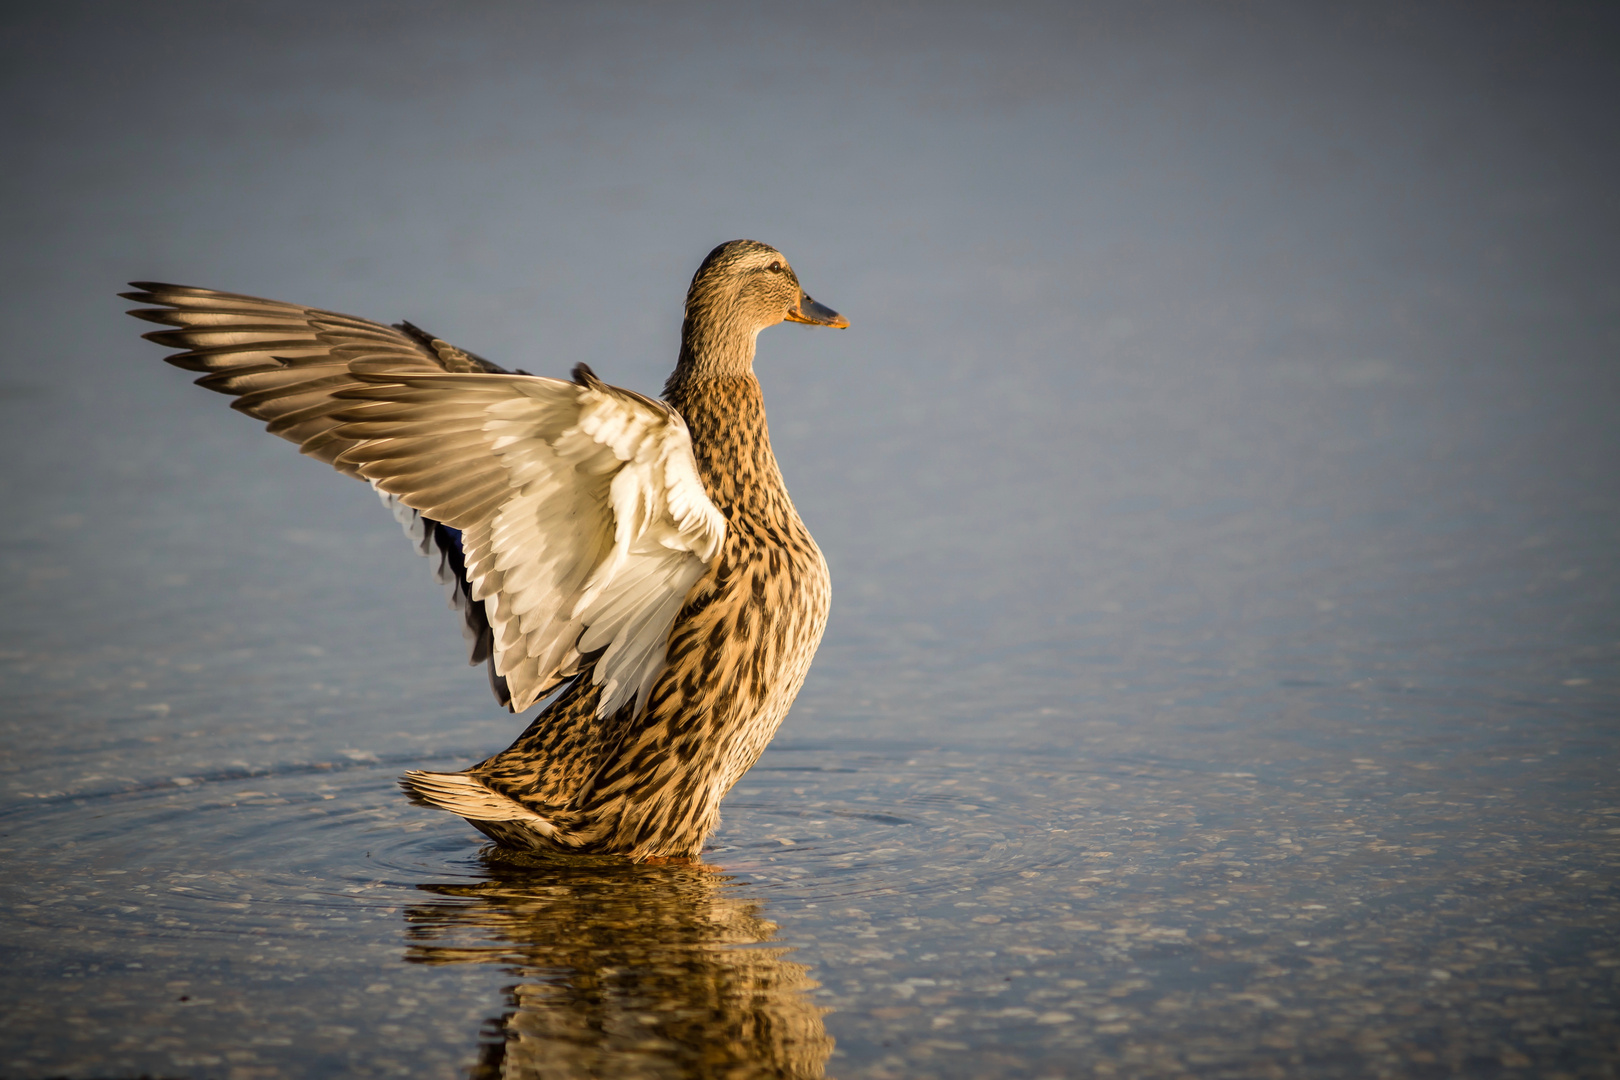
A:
2,0,1616,774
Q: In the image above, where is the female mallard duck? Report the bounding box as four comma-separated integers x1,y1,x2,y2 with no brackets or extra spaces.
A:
126,239,847,861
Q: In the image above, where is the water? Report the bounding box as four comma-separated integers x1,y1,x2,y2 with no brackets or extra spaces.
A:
3,4,1618,1077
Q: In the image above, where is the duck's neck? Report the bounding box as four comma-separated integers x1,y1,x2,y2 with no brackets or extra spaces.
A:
664,297,759,385
663,368,790,523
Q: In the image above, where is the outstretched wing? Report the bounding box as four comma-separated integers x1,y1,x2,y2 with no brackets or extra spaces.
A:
122,282,513,474
125,282,520,702
333,365,726,717
124,282,726,719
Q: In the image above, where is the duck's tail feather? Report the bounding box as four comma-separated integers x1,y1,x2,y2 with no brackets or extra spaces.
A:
399,770,562,839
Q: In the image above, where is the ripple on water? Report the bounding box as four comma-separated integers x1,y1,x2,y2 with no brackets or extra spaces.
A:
1,759,488,950
1,746,1103,946
712,749,1090,902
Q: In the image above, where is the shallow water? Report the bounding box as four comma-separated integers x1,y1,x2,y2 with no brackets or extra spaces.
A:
5,737,1617,1076
4,4,1619,1078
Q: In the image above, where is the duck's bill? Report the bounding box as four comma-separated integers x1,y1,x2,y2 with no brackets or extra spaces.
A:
786,293,849,328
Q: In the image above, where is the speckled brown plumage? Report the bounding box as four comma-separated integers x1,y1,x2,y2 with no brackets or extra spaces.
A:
126,239,845,862
465,371,832,858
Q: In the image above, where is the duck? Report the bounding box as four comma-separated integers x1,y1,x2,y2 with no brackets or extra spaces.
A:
125,239,847,861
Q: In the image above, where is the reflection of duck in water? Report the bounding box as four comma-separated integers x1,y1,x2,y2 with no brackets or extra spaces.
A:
405,854,832,1079
127,241,847,860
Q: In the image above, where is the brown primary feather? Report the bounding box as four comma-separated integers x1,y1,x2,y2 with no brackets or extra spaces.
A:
121,282,518,476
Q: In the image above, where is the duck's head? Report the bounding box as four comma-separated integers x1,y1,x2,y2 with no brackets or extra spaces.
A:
675,240,847,379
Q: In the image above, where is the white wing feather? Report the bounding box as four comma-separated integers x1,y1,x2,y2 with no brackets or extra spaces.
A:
335,370,724,717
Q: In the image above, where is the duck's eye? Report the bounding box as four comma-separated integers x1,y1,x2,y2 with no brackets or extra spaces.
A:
767,262,784,274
